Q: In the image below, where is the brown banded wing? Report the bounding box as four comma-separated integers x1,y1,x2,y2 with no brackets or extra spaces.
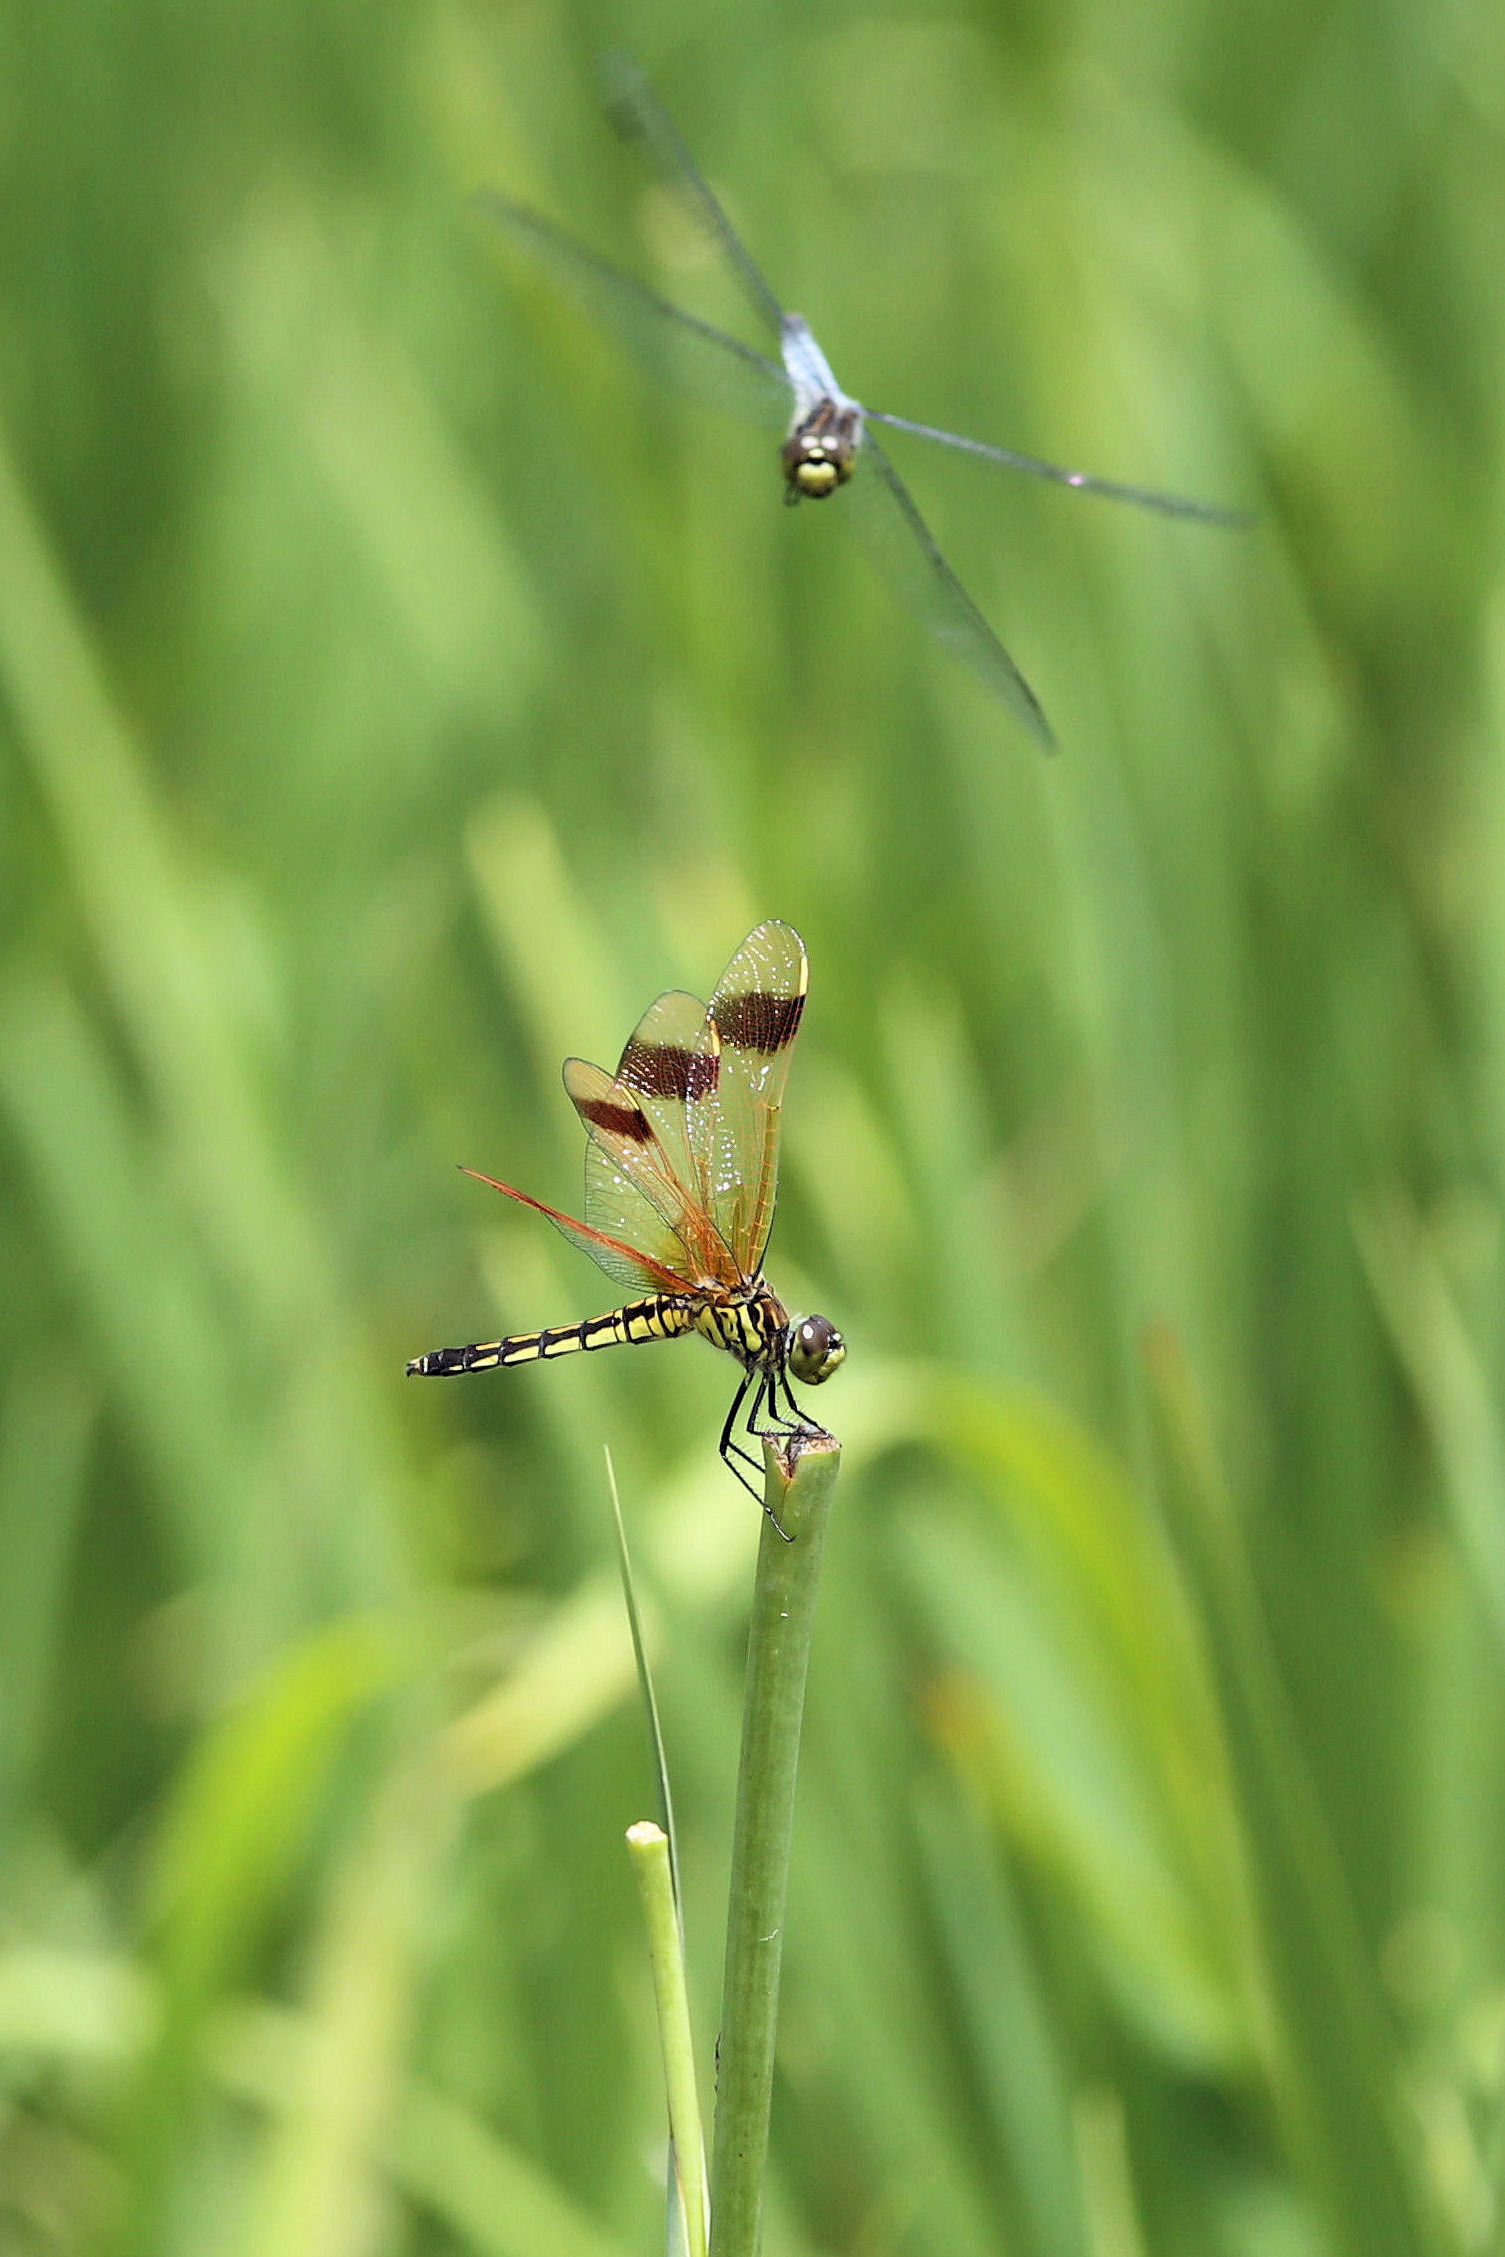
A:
466,923,809,1300
605,984,719,1238
562,1024,738,1292
561,969,779,1292
688,920,809,1277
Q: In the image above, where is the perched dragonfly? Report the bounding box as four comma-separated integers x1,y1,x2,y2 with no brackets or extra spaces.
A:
408,921,844,1515
476,55,1246,745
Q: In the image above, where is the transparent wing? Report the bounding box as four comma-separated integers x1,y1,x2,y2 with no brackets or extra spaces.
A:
688,921,809,1277
863,408,1251,527
843,430,1055,746
610,986,714,1199
460,1168,691,1299
601,53,787,342
475,192,792,433
565,1022,742,1290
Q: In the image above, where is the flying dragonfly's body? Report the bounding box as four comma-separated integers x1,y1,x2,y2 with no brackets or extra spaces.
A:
772,317,861,498
408,922,844,1515
477,57,1246,743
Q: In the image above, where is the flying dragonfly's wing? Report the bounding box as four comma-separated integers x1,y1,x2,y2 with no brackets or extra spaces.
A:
842,430,1055,747
476,192,791,432
863,409,1251,527
601,52,787,345
688,921,809,1279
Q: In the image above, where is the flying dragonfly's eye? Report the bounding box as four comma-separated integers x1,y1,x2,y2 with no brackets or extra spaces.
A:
790,1314,846,1384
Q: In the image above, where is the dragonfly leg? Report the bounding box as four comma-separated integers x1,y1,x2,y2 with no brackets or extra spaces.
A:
718,1369,794,1540
719,1371,767,1494
774,1363,824,1439
747,1368,788,1441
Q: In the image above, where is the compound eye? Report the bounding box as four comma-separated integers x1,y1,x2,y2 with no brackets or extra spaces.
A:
790,1314,846,1384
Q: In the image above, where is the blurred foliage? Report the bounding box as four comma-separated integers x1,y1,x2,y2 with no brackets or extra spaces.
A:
1,0,1503,2252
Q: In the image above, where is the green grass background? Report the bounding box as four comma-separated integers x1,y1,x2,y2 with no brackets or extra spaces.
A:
2,0,1503,2251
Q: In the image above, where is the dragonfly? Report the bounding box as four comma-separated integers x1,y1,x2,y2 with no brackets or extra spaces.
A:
476,54,1246,746
407,921,844,1517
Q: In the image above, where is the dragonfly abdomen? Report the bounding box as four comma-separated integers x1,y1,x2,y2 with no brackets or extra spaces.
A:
407,1295,696,1376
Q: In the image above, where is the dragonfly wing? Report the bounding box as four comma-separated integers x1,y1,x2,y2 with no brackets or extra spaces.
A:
843,431,1055,746
612,985,715,1195
601,53,787,342
688,921,809,1277
565,1030,740,1288
864,409,1251,527
461,1168,692,1298
476,192,792,433
596,982,746,1283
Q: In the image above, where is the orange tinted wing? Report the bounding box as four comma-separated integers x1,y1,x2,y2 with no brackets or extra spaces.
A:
461,1168,693,1297
688,921,808,1276
564,1019,740,1289
608,985,717,1226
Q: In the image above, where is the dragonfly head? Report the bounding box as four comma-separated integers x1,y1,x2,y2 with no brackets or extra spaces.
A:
788,1313,846,1385
781,402,860,503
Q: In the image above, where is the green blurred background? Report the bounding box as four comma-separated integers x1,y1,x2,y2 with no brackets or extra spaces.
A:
2,0,1503,2250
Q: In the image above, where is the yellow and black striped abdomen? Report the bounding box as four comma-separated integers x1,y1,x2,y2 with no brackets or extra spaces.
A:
406,1295,695,1378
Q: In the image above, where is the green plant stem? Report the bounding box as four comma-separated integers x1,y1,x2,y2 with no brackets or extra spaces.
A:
627,1820,708,2257
710,1436,841,2257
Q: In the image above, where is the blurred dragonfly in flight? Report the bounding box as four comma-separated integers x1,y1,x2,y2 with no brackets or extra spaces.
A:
478,56,1246,745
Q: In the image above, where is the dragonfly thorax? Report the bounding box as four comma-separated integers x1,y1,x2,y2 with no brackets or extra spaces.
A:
690,1287,844,1387
693,1284,790,1370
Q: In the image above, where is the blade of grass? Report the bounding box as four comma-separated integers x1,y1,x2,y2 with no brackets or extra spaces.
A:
609,1448,703,2254
606,1446,681,1904
628,1822,709,2257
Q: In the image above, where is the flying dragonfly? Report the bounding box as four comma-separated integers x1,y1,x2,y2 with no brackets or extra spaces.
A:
407,921,844,1519
476,56,1246,745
